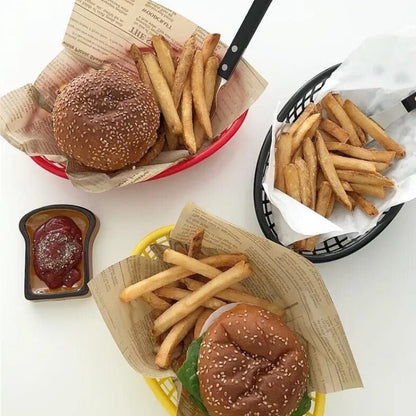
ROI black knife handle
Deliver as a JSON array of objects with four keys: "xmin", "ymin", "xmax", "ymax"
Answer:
[
  {"xmin": 218, "ymin": 0, "xmax": 273, "ymax": 80},
  {"xmin": 401, "ymin": 91, "xmax": 416, "ymax": 113}
]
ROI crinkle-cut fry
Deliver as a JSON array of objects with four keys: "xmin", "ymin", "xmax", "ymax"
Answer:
[
  {"xmin": 182, "ymin": 277, "xmax": 285, "ymax": 317},
  {"xmin": 154, "ymin": 286, "xmax": 226, "ymax": 310},
  {"xmin": 288, "ymin": 103, "xmax": 316, "ymax": 135},
  {"xmin": 303, "ymin": 181, "xmax": 333, "ymax": 251},
  {"xmin": 172, "ymin": 34, "xmax": 196, "ymax": 108},
  {"xmin": 324, "ymin": 141, "xmax": 396, "ymax": 163},
  {"xmin": 322, "ymin": 93, "xmax": 361, "ymax": 146},
  {"xmin": 194, "ymin": 309, "xmax": 213, "ymax": 339},
  {"xmin": 155, "ymin": 307, "xmax": 204, "ymax": 368},
  {"xmin": 181, "ymin": 76, "xmax": 197, "ymax": 154},
  {"xmin": 201, "ymin": 33, "xmax": 221, "ymax": 64},
  {"xmin": 343, "ymin": 99, "xmax": 406, "ymax": 158},
  {"xmin": 316, "ymin": 131, "xmax": 352, "ymax": 209},
  {"xmin": 319, "ymin": 118, "xmax": 349, "ymax": 143},
  {"xmin": 295, "ymin": 157, "xmax": 312, "ymax": 208},
  {"xmin": 191, "ymin": 50, "xmax": 213, "ymax": 138},
  {"xmin": 283, "ymin": 163, "xmax": 301, "ymax": 202},
  {"xmin": 120, "ymin": 253, "xmax": 247, "ymax": 302},
  {"xmin": 303, "ymin": 137, "xmax": 318, "ymax": 210},
  {"xmin": 141, "ymin": 292, "xmax": 171, "ymax": 311},
  {"xmin": 349, "ymin": 192, "xmax": 379, "ymax": 216},
  {"xmin": 152, "ymin": 35, "xmax": 176, "ymax": 89},
  {"xmin": 336, "ymin": 169, "xmax": 395, "ymax": 188},
  {"xmin": 188, "ymin": 228, "xmax": 205, "ymax": 259},
  {"xmin": 350, "ymin": 183, "xmax": 385, "ymax": 199},
  {"xmin": 152, "ymin": 261, "xmax": 252, "ymax": 337},
  {"xmin": 291, "ymin": 113, "xmax": 321, "ymax": 155},
  {"xmin": 142, "ymin": 53, "xmax": 182, "ymax": 135},
  {"xmin": 274, "ymin": 132, "xmax": 293, "ymax": 192},
  {"xmin": 329, "ymin": 153, "xmax": 377, "ymax": 173}
]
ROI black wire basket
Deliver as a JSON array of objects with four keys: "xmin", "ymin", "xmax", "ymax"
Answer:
[{"xmin": 253, "ymin": 64, "xmax": 403, "ymax": 263}]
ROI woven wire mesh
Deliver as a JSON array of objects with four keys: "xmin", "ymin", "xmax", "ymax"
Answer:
[{"xmin": 254, "ymin": 65, "xmax": 403, "ymax": 263}]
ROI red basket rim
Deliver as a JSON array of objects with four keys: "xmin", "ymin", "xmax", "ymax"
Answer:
[{"xmin": 31, "ymin": 110, "xmax": 248, "ymax": 182}]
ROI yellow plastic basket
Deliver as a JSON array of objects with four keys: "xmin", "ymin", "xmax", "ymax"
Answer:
[{"xmin": 131, "ymin": 225, "xmax": 326, "ymax": 416}]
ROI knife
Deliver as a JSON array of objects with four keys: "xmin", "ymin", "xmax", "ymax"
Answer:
[
  {"xmin": 217, "ymin": 0, "xmax": 273, "ymax": 84},
  {"xmin": 371, "ymin": 91, "xmax": 416, "ymax": 129}
]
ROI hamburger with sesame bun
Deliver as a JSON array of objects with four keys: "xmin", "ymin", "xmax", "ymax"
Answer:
[
  {"xmin": 177, "ymin": 304, "xmax": 311, "ymax": 416},
  {"xmin": 52, "ymin": 66, "xmax": 160, "ymax": 171}
]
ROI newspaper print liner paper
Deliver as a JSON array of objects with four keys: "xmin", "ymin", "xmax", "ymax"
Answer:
[
  {"xmin": 88, "ymin": 202, "xmax": 362, "ymax": 416},
  {"xmin": 0, "ymin": 0, "xmax": 267, "ymax": 193},
  {"xmin": 263, "ymin": 34, "xmax": 416, "ymax": 246}
]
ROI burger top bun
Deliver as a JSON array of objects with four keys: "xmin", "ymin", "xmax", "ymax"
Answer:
[
  {"xmin": 52, "ymin": 66, "xmax": 160, "ymax": 171},
  {"xmin": 198, "ymin": 304, "xmax": 308, "ymax": 416}
]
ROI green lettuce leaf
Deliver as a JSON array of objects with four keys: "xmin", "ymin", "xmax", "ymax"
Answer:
[
  {"xmin": 177, "ymin": 335, "xmax": 311, "ymax": 416},
  {"xmin": 176, "ymin": 335, "xmax": 209, "ymax": 416},
  {"xmin": 290, "ymin": 391, "xmax": 312, "ymax": 416}
]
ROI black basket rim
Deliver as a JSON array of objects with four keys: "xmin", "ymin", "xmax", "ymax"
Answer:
[{"xmin": 253, "ymin": 65, "xmax": 404, "ymax": 263}]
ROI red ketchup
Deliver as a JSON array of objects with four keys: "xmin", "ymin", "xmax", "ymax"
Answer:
[{"xmin": 33, "ymin": 216, "xmax": 83, "ymax": 289}]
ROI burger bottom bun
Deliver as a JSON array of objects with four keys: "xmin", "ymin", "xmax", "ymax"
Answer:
[{"xmin": 198, "ymin": 304, "xmax": 308, "ymax": 416}]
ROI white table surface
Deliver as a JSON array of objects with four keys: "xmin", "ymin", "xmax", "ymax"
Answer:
[{"xmin": 1, "ymin": 1, "xmax": 416, "ymax": 415}]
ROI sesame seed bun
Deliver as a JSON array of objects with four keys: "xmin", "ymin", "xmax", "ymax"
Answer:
[
  {"xmin": 52, "ymin": 67, "xmax": 160, "ymax": 171},
  {"xmin": 198, "ymin": 304, "xmax": 308, "ymax": 416}
]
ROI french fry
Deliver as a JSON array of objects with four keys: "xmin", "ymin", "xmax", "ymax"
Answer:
[
  {"xmin": 136, "ymin": 129, "xmax": 165, "ymax": 166},
  {"xmin": 295, "ymin": 157, "xmax": 312, "ymax": 208},
  {"xmin": 343, "ymin": 100, "xmax": 406, "ymax": 157},
  {"xmin": 303, "ymin": 137, "xmax": 318, "ymax": 209},
  {"xmin": 336, "ymin": 169, "xmax": 395, "ymax": 188},
  {"xmin": 274, "ymin": 132, "xmax": 293, "ymax": 192},
  {"xmin": 353, "ymin": 121, "xmax": 367, "ymax": 146},
  {"xmin": 326, "ymin": 191, "xmax": 336, "ymax": 217},
  {"xmin": 341, "ymin": 181, "xmax": 354, "ymax": 192},
  {"xmin": 172, "ymin": 35, "xmax": 196, "ymax": 108},
  {"xmin": 142, "ymin": 53, "xmax": 183, "ymax": 135},
  {"xmin": 194, "ymin": 309, "xmax": 213, "ymax": 339},
  {"xmin": 292, "ymin": 113, "xmax": 321, "ymax": 154},
  {"xmin": 283, "ymin": 163, "xmax": 301, "ymax": 202},
  {"xmin": 316, "ymin": 168, "xmax": 325, "ymax": 190},
  {"xmin": 333, "ymin": 93, "xmax": 344, "ymax": 106},
  {"xmin": 183, "ymin": 277, "xmax": 285, "ymax": 317},
  {"xmin": 201, "ymin": 33, "xmax": 221, "ymax": 64},
  {"xmin": 181, "ymin": 77, "xmax": 197, "ymax": 154},
  {"xmin": 288, "ymin": 103, "xmax": 316, "ymax": 135},
  {"xmin": 154, "ymin": 286, "xmax": 225, "ymax": 310},
  {"xmin": 141, "ymin": 292, "xmax": 171, "ymax": 311},
  {"xmin": 129, "ymin": 44, "xmax": 158, "ymax": 103},
  {"xmin": 319, "ymin": 129, "xmax": 339, "ymax": 143},
  {"xmin": 305, "ymin": 114, "xmax": 321, "ymax": 140},
  {"xmin": 315, "ymin": 132, "xmax": 352, "ymax": 209},
  {"xmin": 120, "ymin": 253, "xmax": 247, "ymax": 302},
  {"xmin": 315, "ymin": 102, "xmax": 323, "ymax": 116},
  {"xmin": 324, "ymin": 142, "xmax": 396, "ymax": 163},
  {"xmin": 152, "ymin": 261, "xmax": 252, "ymax": 337},
  {"xmin": 152, "ymin": 35, "xmax": 176, "ymax": 89},
  {"xmin": 303, "ymin": 182, "xmax": 333, "ymax": 251},
  {"xmin": 350, "ymin": 183, "xmax": 386, "ymax": 199},
  {"xmin": 293, "ymin": 239, "xmax": 306, "ymax": 252},
  {"xmin": 191, "ymin": 50, "xmax": 213, "ymax": 138},
  {"xmin": 349, "ymin": 192, "xmax": 379, "ymax": 216},
  {"xmin": 155, "ymin": 307, "xmax": 204, "ymax": 368},
  {"xmin": 373, "ymin": 161, "xmax": 390, "ymax": 172},
  {"xmin": 188, "ymin": 228, "xmax": 205, "ymax": 259},
  {"xmin": 319, "ymin": 119, "xmax": 350, "ymax": 143},
  {"xmin": 322, "ymin": 93, "xmax": 361, "ymax": 146},
  {"xmin": 204, "ymin": 55, "xmax": 219, "ymax": 114},
  {"xmin": 291, "ymin": 145, "xmax": 303, "ymax": 162},
  {"xmin": 329, "ymin": 154, "xmax": 377, "ymax": 173},
  {"xmin": 163, "ymin": 120, "xmax": 179, "ymax": 150}
]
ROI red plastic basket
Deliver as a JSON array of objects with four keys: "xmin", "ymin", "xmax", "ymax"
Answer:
[{"xmin": 31, "ymin": 110, "xmax": 248, "ymax": 181}]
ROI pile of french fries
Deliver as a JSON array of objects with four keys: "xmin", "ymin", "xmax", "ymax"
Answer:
[
  {"xmin": 129, "ymin": 33, "xmax": 221, "ymax": 159},
  {"xmin": 274, "ymin": 92, "xmax": 406, "ymax": 252},
  {"xmin": 120, "ymin": 229, "xmax": 284, "ymax": 370}
]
